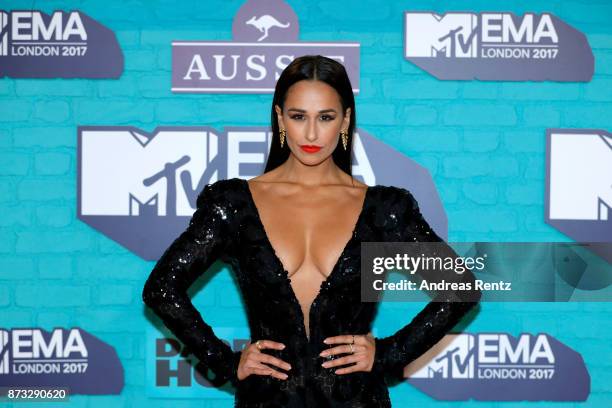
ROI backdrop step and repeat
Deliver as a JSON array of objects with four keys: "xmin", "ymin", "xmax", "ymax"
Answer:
[{"xmin": 1, "ymin": 0, "xmax": 611, "ymax": 407}]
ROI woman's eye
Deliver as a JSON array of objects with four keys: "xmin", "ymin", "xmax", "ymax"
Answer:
[{"xmin": 289, "ymin": 114, "xmax": 335, "ymax": 121}]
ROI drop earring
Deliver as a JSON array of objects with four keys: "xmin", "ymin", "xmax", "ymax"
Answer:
[
  {"xmin": 279, "ymin": 128, "xmax": 286, "ymax": 148},
  {"xmin": 340, "ymin": 130, "xmax": 348, "ymax": 151}
]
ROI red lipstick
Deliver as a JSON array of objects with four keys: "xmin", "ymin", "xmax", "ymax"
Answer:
[{"xmin": 300, "ymin": 145, "xmax": 322, "ymax": 153}]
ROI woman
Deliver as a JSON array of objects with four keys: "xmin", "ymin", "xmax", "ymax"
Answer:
[{"xmin": 142, "ymin": 55, "xmax": 481, "ymax": 407}]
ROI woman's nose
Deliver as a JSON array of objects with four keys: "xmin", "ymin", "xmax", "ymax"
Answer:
[{"xmin": 305, "ymin": 120, "xmax": 318, "ymax": 142}]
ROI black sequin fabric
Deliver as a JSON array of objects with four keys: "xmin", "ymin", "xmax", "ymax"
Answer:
[{"xmin": 142, "ymin": 177, "xmax": 481, "ymax": 407}]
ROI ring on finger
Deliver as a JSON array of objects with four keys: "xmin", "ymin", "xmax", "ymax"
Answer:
[{"xmin": 256, "ymin": 340, "xmax": 262, "ymax": 350}]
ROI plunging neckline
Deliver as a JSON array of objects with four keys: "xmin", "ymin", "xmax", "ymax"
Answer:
[{"xmin": 240, "ymin": 178, "xmax": 371, "ymax": 341}]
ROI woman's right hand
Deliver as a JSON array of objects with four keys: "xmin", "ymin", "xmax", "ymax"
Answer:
[{"xmin": 237, "ymin": 339, "xmax": 292, "ymax": 381}]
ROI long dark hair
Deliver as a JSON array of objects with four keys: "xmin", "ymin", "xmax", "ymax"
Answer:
[{"xmin": 264, "ymin": 55, "xmax": 356, "ymax": 176}]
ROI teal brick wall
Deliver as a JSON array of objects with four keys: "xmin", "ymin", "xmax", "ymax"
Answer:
[{"xmin": 1, "ymin": 0, "xmax": 611, "ymax": 407}]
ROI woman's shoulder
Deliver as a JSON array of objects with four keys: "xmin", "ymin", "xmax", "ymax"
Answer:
[
  {"xmin": 196, "ymin": 177, "xmax": 245, "ymax": 208},
  {"xmin": 370, "ymin": 183, "xmax": 417, "ymax": 208},
  {"xmin": 205, "ymin": 177, "xmax": 243, "ymax": 190}
]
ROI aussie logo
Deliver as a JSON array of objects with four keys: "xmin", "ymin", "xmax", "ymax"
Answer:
[
  {"xmin": 77, "ymin": 125, "xmax": 448, "ymax": 261},
  {"xmin": 406, "ymin": 333, "xmax": 590, "ymax": 401},
  {"xmin": 0, "ymin": 328, "xmax": 123, "ymax": 395},
  {"xmin": 0, "ymin": 10, "xmax": 123, "ymax": 78},
  {"xmin": 171, "ymin": 0, "xmax": 360, "ymax": 93},
  {"xmin": 545, "ymin": 129, "xmax": 612, "ymax": 263},
  {"xmin": 403, "ymin": 11, "xmax": 593, "ymax": 81}
]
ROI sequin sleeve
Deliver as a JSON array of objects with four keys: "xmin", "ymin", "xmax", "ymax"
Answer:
[
  {"xmin": 372, "ymin": 188, "xmax": 482, "ymax": 384},
  {"xmin": 141, "ymin": 181, "xmax": 242, "ymax": 387}
]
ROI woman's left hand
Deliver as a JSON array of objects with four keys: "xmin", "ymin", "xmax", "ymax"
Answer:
[{"xmin": 319, "ymin": 332, "xmax": 375, "ymax": 374}]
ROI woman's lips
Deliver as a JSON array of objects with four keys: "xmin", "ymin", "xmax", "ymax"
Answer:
[{"xmin": 300, "ymin": 145, "xmax": 322, "ymax": 153}]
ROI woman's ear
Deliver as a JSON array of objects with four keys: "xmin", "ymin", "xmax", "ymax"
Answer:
[
  {"xmin": 342, "ymin": 107, "xmax": 351, "ymax": 130},
  {"xmin": 275, "ymin": 104, "xmax": 285, "ymax": 129}
]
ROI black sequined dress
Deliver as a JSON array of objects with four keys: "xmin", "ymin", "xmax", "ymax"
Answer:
[{"xmin": 142, "ymin": 177, "xmax": 481, "ymax": 407}]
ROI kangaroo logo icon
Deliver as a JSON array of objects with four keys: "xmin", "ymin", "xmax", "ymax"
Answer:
[{"xmin": 245, "ymin": 15, "xmax": 290, "ymax": 41}]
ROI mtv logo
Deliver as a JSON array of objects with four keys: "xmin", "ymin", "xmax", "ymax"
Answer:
[
  {"xmin": 409, "ymin": 334, "xmax": 475, "ymax": 379},
  {"xmin": 77, "ymin": 125, "xmax": 451, "ymax": 263},
  {"xmin": 78, "ymin": 126, "xmax": 225, "ymax": 260},
  {"xmin": 0, "ymin": 12, "xmax": 8, "ymax": 56},
  {"xmin": 405, "ymin": 12, "xmax": 478, "ymax": 58},
  {"xmin": 546, "ymin": 129, "xmax": 612, "ymax": 245},
  {"xmin": 0, "ymin": 330, "xmax": 9, "ymax": 374}
]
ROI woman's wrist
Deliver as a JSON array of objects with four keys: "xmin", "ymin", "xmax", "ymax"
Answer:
[
  {"xmin": 371, "ymin": 335, "xmax": 406, "ymax": 384},
  {"xmin": 371, "ymin": 336, "xmax": 387, "ymax": 375},
  {"xmin": 228, "ymin": 349, "xmax": 243, "ymax": 387}
]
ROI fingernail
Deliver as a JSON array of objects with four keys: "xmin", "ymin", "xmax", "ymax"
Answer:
[
  {"xmin": 282, "ymin": 374, "xmax": 288, "ymax": 379},
  {"xmin": 319, "ymin": 351, "xmax": 326, "ymax": 357},
  {"xmin": 321, "ymin": 362, "xmax": 328, "ymax": 367},
  {"xmin": 323, "ymin": 339, "xmax": 328, "ymax": 344},
  {"xmin": 281, "ymin": 344, "xmax": 286, "ymax": 349}
]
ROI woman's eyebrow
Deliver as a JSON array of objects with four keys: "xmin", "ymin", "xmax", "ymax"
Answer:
[{"xmin": 287, "ymin": 108, "xmax": 337, "ymax": 113}]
